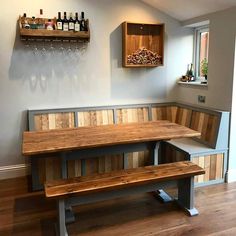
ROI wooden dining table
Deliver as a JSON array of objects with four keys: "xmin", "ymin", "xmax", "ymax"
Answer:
[{"xmin": 22, "ymin": 120, "xmax": 200, "ymax": 192}]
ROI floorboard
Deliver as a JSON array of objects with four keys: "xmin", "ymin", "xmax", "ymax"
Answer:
[{"xmin": 0, "ymin": 176, "xmax": 236, "ymax": 236}]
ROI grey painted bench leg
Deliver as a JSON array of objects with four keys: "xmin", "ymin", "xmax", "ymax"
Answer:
[
  {"xmin": 177, "ymin": 177, "xmax": 199, "ymax": 216},
  {"xmin": 58, "ymin": 199, "xmax": 68, "ymax": 236}
]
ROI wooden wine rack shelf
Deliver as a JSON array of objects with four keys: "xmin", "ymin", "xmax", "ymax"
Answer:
[{"xmin": 19, "ymin": 16, "xmax": 90, "ymax": 42}]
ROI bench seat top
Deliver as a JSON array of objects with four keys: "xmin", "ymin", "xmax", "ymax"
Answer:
[
  {"xmin": 166, "ymin": 138, "xmax": 227, "ymax": 156},
  {"xmin": 45, "ymin": 161, "xmax": 205, "ymax": 198}
]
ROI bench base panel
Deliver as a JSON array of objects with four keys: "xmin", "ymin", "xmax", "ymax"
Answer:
[{"xmin": 161, "ymin": 141, "xmax": 226, "ymax": 186}]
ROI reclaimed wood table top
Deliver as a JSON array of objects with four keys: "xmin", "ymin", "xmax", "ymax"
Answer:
[{"xmin": 22, "ymin": 121, "xmax": 200, "ymax": 156}]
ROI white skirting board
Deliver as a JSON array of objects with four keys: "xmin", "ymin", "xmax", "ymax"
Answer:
[
  {"xmin": 0, "ymin": 164, "xmax": 30, "ymax": 180},
  {"xmin": 226, "ymin": 169, "xmax": 236, "ymax": 183}
]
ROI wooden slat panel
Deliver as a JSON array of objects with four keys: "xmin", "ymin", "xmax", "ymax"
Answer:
[
  {"xmin": 34, "ymin": 114, "xmax": 49, "ymax": 131},
  {"xmin": 116, "ymin": 107, "xmax": 150, "ymax": 169},
  {"xmin": 45, "ymin": 161, "xmax": 205, "ymax": 198},
  {"xmin": 67, "ymin": 160, "xmax": 81, "ymax": 178},
  {"xmin": 85, "ymin": 158, "xmax": 99, "ymax": 175},
  {"xmin": 204, "ymin": 155, "xmax": 211, "ymax": 182},
  {"xmin": 161, "ymin": 142, "xmax": 224, "ymax": 184},
  {"xmin": 190, "ymin": 111, "xmax": 219, "ymax": 147},
  {"xmin": 151, "ymin": 106, "xmax": 177, "ymax": 122},
  {"xmin": 175, "ymin": 107, "xmax": 192, "ymax": 127},
  {"xmin": 34, "ymin": 112, "xmax": 75, "ymax": 131},
  {"xmin": 160, "ymin": 142, "xmax": 187, "ymax": 164},
  {"xmin": 33, "ymin": 112, "xmax": 75, "ymax": 184},
  {"xmin": 116, "ymin": 107, "xmax": 149, "ymax": 124},
  {"xmin": 193, "ymin": 153, "xmax": 224, "ymax": 183},
  {"xmin": 77, "ymin": 110, "xmax": 114, "ymax": 127},
  {"xmin": 216, "ymin": 153, "xmax": 224, "ymax": 179},
  {"xmin": 197, "ymin": 156, "xmax": 205, "ymax": 183},
  {"xmin": 76, "ymin": 110, "xmax": 116, "ymax": 176}
]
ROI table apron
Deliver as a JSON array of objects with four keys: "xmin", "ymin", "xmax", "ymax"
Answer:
[{"xmin": 65, "ymin": 141, "xmax": 158, "ymax": 161}]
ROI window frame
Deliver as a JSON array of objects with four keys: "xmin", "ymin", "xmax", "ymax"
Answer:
[{"xmin": 194, "ymin": 26, "xmax": 209, "ymax": 80}]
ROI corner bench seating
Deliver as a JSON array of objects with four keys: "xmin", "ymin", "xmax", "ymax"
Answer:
[
  {"xmin": 45, "ymin": 161, "xmax": 205, "ymax": 236},
  {"xmin": 27, "ymin": 102, "xmax": 229, "ymax": 190}
]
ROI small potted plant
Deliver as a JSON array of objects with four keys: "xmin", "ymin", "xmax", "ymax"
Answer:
[{"xmin": 201, "ymin": 58, "xmax": 208, "ymax": 80}]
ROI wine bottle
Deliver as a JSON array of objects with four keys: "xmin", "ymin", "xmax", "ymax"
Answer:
[
  {"xmin": 63, "ymin": 12, "xmax": 69, "ymax": 31},
  {"xmin": 74, "ymin": 12, "xmax": 80, "ymax": 32},
  {"xmin": 57, "ymin": 12, "xmax": 63, "ymax": 30},
  {"xmin": 189, "ymin": 63, "xmax": 194, "ymax": 78},
  {"xmin": 80, "ymin": 12, "xmax": 87, "ymax": 31},
  {"xmin": 69, "ymin": 13, "xmax": 75, "ymax": 31},
  {"xmin": 22, "ymin": 13, "xmax": 30, "ymax": 29},
  {"xmin": 30, "ymin": 16, "xmax": 37, "ymax": 29},
  {"xmin": 46, "ymin": 19, "xmax": 54, "ymax": 30},
  {"xmin": 37, "ymin": 9, "xmax": 45, "ymax": 29}
]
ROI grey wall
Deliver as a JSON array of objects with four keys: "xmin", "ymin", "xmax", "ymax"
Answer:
[
  {"xmin": 0, "ymin": 0, "xmax": 193, "ymax": 167},
  {"xmin": 178, "ymin": 7, "xmax": 236, "ymax": 111},
  {"xmin": 180, "ymin": 7, "xmax": 236, "ymax": 180}
]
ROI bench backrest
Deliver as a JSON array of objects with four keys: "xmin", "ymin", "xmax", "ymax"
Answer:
[
  {"xmin": 29, "ymin": 102, "xmax": 229, "ymax": 148},
  {"xmin": 151, "ymin": 104, "xmax": 229, "ymax": 149},
  {"xmin": 178, "ymin": 104, "xmax": 229, "ymax": 149}
]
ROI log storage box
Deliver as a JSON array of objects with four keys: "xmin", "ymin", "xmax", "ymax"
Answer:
[{"xmin": 122, "ymin": 22, "xmax": 164, "ymax": 68}]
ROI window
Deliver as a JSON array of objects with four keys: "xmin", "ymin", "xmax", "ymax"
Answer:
[{"xmin": 194, "ymin": 26, "xmax": 209, "ymax": 79}]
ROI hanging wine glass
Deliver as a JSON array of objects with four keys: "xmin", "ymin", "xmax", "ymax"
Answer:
[{"xmin": 41, "ymin": 40, "xmax": 47, "ymax": 57}]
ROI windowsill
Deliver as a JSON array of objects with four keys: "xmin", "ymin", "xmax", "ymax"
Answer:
[{"xmin": 178, "ymin": 78, "xmax": 208, "ymax": 87}]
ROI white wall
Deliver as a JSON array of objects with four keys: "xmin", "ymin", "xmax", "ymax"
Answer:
[
  {"xmin": 0, "ymin": 0, "xmax": 193, "ymax": 169},
  {"xmin": 178, "ymin": 7, "xmax": 236, "ymax": 111},
  {"xmin": 228, "ymin": 38, "xmax": 236, "ymax": 182}
]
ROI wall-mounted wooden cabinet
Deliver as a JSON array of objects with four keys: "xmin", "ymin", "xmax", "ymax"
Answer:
[
  {"xmin": 122, "ymin": 22, "xmax": 164, "ymax": 68},
  {"xmin": 19, "ymin": 16, "xmax": 90, "ymax": 42}
]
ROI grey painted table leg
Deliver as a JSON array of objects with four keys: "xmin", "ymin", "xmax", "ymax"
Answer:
[
  {"xmin": 176, "ymin": 177, "xmax": 199, "ymax": 216},
  {"xmin": 60, "ymin": 153, "xmax": 68, "ymax": 179},
  {"xmin": 154, "ymin": 142, "xmax": 173, "ymax": 203},
  {"xmin": 31, "ymin": 158, "xmax": 43, "ymax": 191},
  {"xmin": 81, "ymin": 159, "xmax": 86, "ymax": 176},
  {"xmin": 60, "ymin": 153, "xmax": 75, "ymax": 223},
  {"xmin": 58, "ymin": 199, "xmax": 68, "ymax": 236},
  {"xmin": 123, "ymin": 153, "xmax": 129, "ymax": 169},
  {"xmin": 153, "ymin": 142, "xmax": 160, "ymax": 165}
]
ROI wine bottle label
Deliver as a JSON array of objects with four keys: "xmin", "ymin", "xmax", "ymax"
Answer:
[
  {"xmin": 69, "ymin": 22, "xmax": 74, "ymax": 30},
  {"xmin": 46, "ymin": 25, "xmax": 54, "ymax": 30},
  {"xmin": 63, "ymin": 23, "xmax": 69, "ymax": 31},
  {"xmin": 57, "ymin": 22, "xmax": 63, "ymax": 30},
  {"xmin": 75, "ymin": 23, "xmax": 80, "ymax": 32}
]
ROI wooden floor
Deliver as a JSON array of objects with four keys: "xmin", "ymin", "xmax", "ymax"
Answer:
[{"xmin": 1, "ymin": 177, "xmax": 236, "ymax": 236}]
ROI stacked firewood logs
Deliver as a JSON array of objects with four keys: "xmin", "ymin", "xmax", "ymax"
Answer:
[{"xmin": 127, "ymin": 47, "xmax": 162, "ymax": 65}]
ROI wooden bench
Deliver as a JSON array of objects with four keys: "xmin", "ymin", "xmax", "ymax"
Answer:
[
  {"xmin": 27, "ymin": 102, "xmax": 229, "ymax": 190},
  {"xmin": 156, "ymin": 104, "xmax": 229, "ymax": 186},
  {"xmin": 45, "ymin": 161, "xmax": 205, "ymax": 236}
]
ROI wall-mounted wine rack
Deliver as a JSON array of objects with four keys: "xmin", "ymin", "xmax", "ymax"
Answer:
[{"xmin": 19, "ymin": 16, "xmax": 90, "ymax": 42}]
